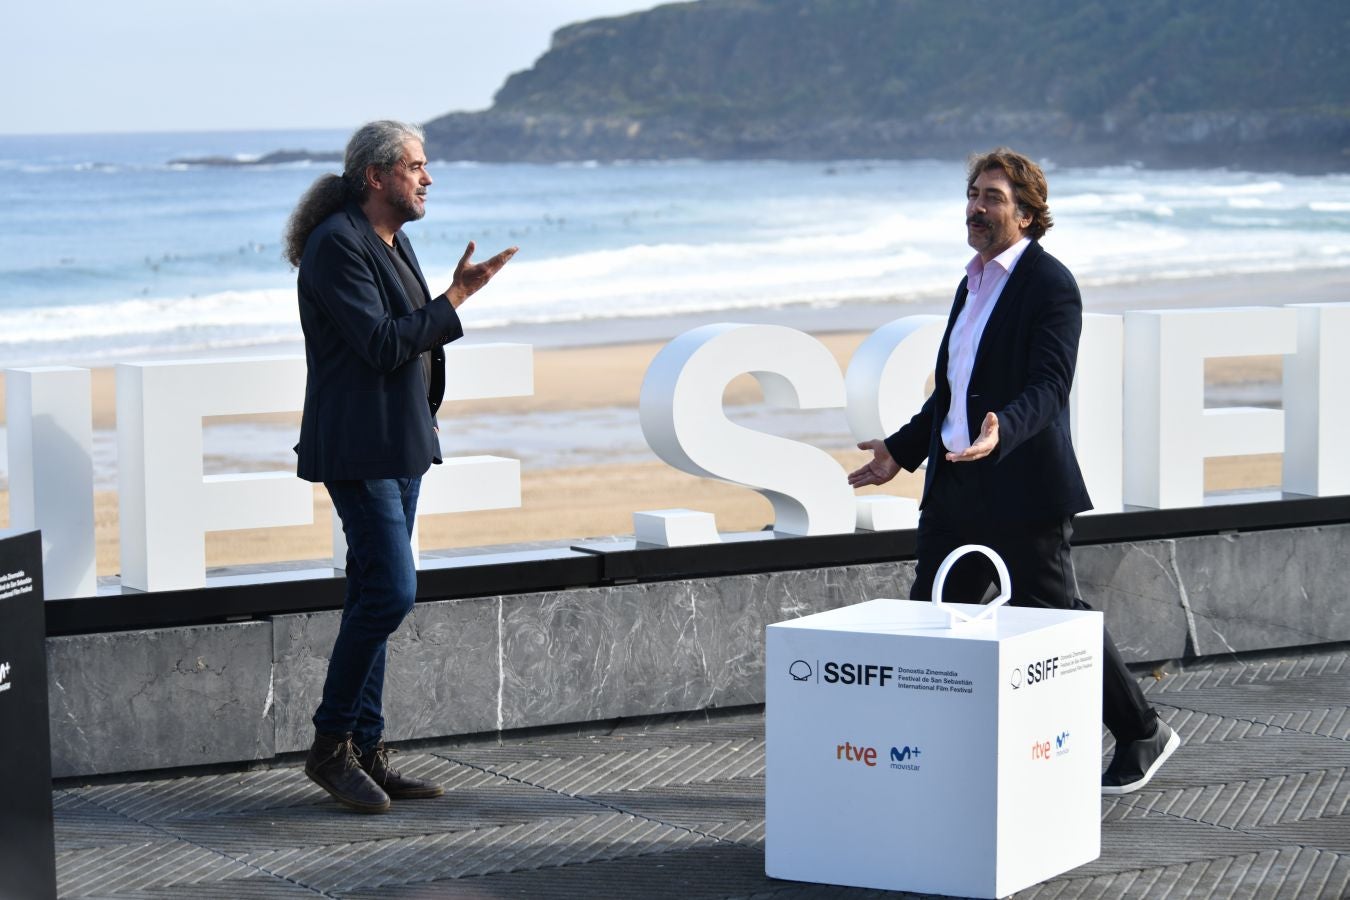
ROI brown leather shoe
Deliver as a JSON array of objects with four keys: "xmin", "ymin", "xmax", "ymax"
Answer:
[
  {"xmin": 305, "ymin": 732, "xmax": 391, "ymax": 813},
  {"xmin": 359, "ymin": 740, "xmax": 445, "ymax": 800}
]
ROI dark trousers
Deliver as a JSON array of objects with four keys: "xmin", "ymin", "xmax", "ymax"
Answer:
[
  {"xmin": 911, "ymin": 460, "xmax": 1156, "ymax": 743},
  {"xmin": 313, "ymin": 476, "xmax": 421, "ymax": 752}
]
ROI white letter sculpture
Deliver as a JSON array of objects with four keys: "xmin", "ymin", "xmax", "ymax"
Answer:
[
  {"xmin": 118, "ymin": 357, "xmax": 312, "ymax": 591},
  {"xmin": 637, "ymin": 323, "xmax": 854, "ymax": 545},
  {"xmin": 1283, "ymin": 303, "xmax": 1350, "ymax": 497},
  {"xmin": 843, "ymin": 315, "xmax": 946, "ymax": 531},
  {"xmin": 1123, "ymin": 307, "xmax": 1297, "ymax": 509},
  {"xmin": 5, "ymin": 367, "xmax": 97, "ymax": 598},
  {"xmin": 1070, "ymin": 314, "xmax": 1124, "ymax": 515}
]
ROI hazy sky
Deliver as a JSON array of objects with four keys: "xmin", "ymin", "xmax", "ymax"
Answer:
[{"xmin": 2, "ymin": 0, "xmax": 670, "ymax": 135}]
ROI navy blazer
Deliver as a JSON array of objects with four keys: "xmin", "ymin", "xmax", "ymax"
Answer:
[
  {"xmin": 294, "ymin": 202, "xmax": 463, "ymax": 482},
  {"xmin": 883, "ymin": 240, "xmax": 1092, "ymax": 523}
]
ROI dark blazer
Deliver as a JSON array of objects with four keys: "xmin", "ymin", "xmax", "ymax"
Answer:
[
  {"xmin": 294, "ymin": 201, "xmax": 463, "ymax": 483},
  {"xmin": 883, "ymin": 240, "xmax": 1091, "ymax": 523}
]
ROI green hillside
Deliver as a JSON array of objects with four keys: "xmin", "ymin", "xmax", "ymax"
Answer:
[{"xmin": 424, "ymin": 0, "xmax": 1350, "ymax": 169}]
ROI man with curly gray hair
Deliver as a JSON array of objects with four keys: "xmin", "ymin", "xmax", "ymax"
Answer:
[{"xmin": 287, "ymin": 120, "xmax": 516, "ymax": 813}]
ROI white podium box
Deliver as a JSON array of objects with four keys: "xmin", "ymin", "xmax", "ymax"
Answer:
[{"xmin": 765, "ymin": 546, "xmax": 1103, "ymax": 899}]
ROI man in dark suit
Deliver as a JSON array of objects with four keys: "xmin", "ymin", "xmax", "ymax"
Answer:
[
  {"xmin": 284, "ymin": 120, "xmax": 516, "ymax": 813},
  {"xmin": 848, "ymin": 148, "xmax": 1179, "ymax": 795}
]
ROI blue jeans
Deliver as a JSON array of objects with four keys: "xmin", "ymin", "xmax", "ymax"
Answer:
[{"xmin": 313, "ymin": 477, "xmax": 421, "ymax": 752}]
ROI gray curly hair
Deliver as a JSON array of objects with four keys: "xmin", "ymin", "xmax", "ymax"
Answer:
[{"xmin": 284, "ymin": 120, "xmax": 425, "ymax": 267}]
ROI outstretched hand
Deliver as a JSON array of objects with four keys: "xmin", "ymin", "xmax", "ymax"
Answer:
[
  {"xmin": 945, "ymin": 412, "xmax": 999, "ymax": 462},
  {"xmin": 847, "ymin": 439, "xmax": 901, "ymax": 488},
  {"xmin": 445, "ymin": 241, "xmax": 518, "ymax": 308}
]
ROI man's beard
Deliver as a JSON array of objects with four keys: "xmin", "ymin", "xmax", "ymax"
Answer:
[
  {"xmin": 391, "ymin": 192, "xmax": 426, "ymax": 223},
  {"xmin": 966, "ymin": 215, "xmax": 1006, "ymax": 254}
]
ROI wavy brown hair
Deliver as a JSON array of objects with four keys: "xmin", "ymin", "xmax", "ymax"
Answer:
[
  {"xmin": 967, "ymin": 148, "xmax": 1054, "ymax": 240},
  {"xmin": 283, "ymin": 120, "xmax": 425, "ymax": 266}
]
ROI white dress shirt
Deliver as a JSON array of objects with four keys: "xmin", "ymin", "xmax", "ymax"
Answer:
[{"xmin": 940, "ymin": 237, "xmax": 1031, "ymax": 453}]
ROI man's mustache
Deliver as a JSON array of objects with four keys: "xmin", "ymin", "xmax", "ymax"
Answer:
[{"xmin": 967, "ymin": 215, "xmax": 990, "ymax": 227}]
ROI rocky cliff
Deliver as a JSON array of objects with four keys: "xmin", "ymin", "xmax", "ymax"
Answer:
[{"xmin": 423, "ymin": 0, "xmax": 1350, "ymax": 170}]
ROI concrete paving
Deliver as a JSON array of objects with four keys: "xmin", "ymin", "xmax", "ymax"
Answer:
[{"xmin": 50, "ymin": 642, "xmax": 1350, "ymax": 899}]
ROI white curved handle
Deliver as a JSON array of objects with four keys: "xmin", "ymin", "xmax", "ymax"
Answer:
[{"xmin": 931, "ymin": 544, "xmax": 1012, "ymax": 626}]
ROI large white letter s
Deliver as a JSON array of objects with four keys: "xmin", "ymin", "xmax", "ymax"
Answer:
[{"xmin": 639, "ymin": 323, "xmax": 854, "ymax": 538}]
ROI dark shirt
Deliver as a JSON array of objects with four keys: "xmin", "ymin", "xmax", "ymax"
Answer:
[{"xmin": 383, "ymin": 237, "xmax": 433, "ymax": 394}]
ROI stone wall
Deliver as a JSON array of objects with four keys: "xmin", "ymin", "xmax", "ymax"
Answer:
[{"xmin": 46, "ymin": 524, "xmax": 1349, "ymax": 778}]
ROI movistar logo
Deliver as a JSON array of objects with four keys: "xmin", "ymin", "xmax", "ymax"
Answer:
[
  {"xmin": 1035, "ymin": 730, "xmax": 1072, "ymax": 760},
  {"xmin": 889, "ymin": 745, "xmax": 922, "ymax": 771},
  {"xmin": 0, "ymin": 661, "xmax": 11, "ymax": 693}
]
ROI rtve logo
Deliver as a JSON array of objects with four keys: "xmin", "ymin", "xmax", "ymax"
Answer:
[
  {"xmin": 835, "ymin": 741, "xmax": 878, "ymax": 767},
  {"xmin": 835, "ymin": 742, "xmax": 925, "ymax": 770},
  {"xmin": 1032, "ymin": 731, "xmax": 1071, "ymax": 760}
]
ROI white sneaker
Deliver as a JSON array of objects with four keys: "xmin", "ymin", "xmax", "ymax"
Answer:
[{"xmin": 1101, "ymin": 720, "xmax": 1181, "ymax": 795}]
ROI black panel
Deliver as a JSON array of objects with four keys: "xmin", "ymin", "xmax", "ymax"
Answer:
[{"xmin": 0, "ymin": 530, "xmax": 56, "ymax": 900}]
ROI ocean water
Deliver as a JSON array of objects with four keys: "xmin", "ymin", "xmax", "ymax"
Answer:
[
  {"xmin": 0, "ymin": 130, "xmax": 1343, "ymax": 494},
  {"xmin": 3, "ymin": 129, "xmax": 1350, "ymax": 367}
]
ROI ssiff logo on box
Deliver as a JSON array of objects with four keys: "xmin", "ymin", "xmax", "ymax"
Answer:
[
  {"xmin": 1009, "ymin": 656, "xmax": 1058, "ymax": 689},
  {"xmin": 789, "ymin": 659, "xmax": 900, "ymax": 686},
  {"xmin": 788, "ymin": 659, "xmax": 972, "ymax": 692}
]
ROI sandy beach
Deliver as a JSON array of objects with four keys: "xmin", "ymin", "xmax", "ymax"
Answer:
[{"xmin": 0, "ymin": 270, "xmax": 1314, "ymax": 578}]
